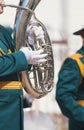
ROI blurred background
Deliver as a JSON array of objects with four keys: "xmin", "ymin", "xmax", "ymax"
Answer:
[{"xmin": 1, "ymin": 0, "xmax": 84, "ymax": 130}]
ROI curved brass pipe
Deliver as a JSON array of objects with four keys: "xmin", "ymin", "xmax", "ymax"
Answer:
[{"xmin": 0, "ymin": 3, "xmax": 34, "ymax": 14}]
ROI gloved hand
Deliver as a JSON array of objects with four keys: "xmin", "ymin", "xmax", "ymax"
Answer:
[
  {"xmin": 27, "ymin": 25, "xmax": 45, "ymax": 45},
  {"xmin": 20, "ymin": 47, "xmax": 47, "ymax": 65},
  {"xmin": 27, "ymin": 16, "xmax": 45, "ymax": 45}
]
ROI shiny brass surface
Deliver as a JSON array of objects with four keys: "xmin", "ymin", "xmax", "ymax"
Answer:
[{"xmin": 13, "ymin": 0, "xmax": 54, "ymax": 98}]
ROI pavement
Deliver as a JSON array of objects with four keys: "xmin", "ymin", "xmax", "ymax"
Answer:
[{"xmin": 24, "ymin": 109, "xmax": 56, "ymax": 130}]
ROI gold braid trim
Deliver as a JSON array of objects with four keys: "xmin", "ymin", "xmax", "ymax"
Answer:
[{"xmin": 69, "ymin": 53, "xmax": 84, "ymax": 77}]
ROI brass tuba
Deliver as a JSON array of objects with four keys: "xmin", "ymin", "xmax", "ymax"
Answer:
[{"xmin": 13, "ymin": 0, "xmax": 54, "ymax": 98}]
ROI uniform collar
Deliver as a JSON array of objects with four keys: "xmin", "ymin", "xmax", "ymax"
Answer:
[{"xmin": 77, "ymin": 46, "xmax": 84, "ymax": 55}]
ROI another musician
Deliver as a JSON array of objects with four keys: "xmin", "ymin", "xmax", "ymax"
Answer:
[{"xmin": 56, "ymin": 27, "xmax": 84, "ymax": 130}]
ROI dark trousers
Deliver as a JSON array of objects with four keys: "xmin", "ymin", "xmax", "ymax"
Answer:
[{"xmin": 0, "ymin": 89, "xmax": 24, "ymax": 130}]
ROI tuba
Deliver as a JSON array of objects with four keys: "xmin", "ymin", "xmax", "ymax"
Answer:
[{"xmin": 13, "ymin": 0, "xmax": 54, "ymax": 98}]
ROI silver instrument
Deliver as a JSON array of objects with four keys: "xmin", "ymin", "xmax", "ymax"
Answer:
[{"xmin": 3, "ymin": 0, "xmax": 54, "ymax": 98}]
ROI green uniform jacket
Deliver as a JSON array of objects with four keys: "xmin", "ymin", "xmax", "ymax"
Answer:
[
  {"xmin": 0, "ymin": 25, "xmax": 32, "ymax": 130},
  {"xmin": 56, "ymin": 46, "xmax": 84, "ymax": 123},
  {"xmin": 0, "ymin": 25, "xmax": 30, "ymax": 80}
]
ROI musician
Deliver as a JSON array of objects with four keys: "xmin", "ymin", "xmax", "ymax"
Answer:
[
  {"xmin": 56, "ymin": 27, "xmax": 84, "ymax": 130},
  {"xmin": 0, "ymin": 0, "xmax": 47, "ymax": 130}
]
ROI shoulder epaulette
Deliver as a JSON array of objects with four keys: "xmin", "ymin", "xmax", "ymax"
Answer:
[{"xmin": 69, "ymin": 53, "xmax": 84, "ymax": 77}]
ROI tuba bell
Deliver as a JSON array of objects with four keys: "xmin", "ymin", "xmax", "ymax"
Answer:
[{"xmin": 13, "ymin": 0, "xmax": 54, "ymax": 98}]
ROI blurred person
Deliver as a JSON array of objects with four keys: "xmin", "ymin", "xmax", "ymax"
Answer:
[
  {"xmin": 56, "ymin": 27, "xmax": 84, "ymax": 130},
  {"xmin": 0, "ymin": 0, "xmax": 47, "ymax": 130}
]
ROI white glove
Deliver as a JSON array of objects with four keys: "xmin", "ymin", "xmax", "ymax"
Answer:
[
  {"xmin": 27, "ymin": 25, "xmax": 45, "ymax": 45},
  {"xmin": 20, "ymin": 47, "xmax": 47, "ymax": 65}
]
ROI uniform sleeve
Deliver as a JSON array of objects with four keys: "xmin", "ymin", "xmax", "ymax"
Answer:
[
  {"xmin": 0, "ymin": 51, "xmax": 30, "ymax": 77},
  {"xmin": 56, "ymin": 58, "xmax": 84, "ymax": 122}
]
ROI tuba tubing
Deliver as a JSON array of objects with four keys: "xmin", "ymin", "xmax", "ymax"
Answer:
[{"xmin": 13, "ymin": 0, "xmax": 54, "ymax": 98}]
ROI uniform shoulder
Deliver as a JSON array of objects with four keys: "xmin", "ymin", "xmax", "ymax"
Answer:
[
  {"xmin": 64, "ymin": 53, "xmax": 84, "ymax": 77},
  {"xmin": 0, "ymin": 25, "xmax": 12, "ymax": 35},
  {"xmin": 69, "ymin": 53, "xmax": 83, "ymax": 60}
]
